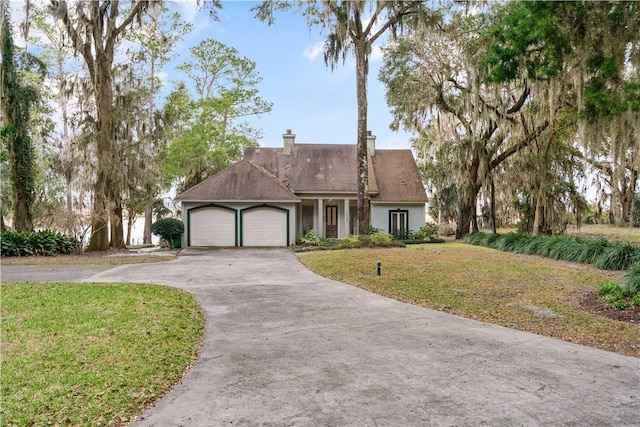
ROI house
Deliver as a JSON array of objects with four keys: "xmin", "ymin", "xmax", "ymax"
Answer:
[{"xmin": 175, "ymin": 130, "xmax": 427, "ymax": 247}]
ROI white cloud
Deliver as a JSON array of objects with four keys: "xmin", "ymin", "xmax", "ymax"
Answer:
[
  {"xmin": 370, "ymin": 43, "xmax": 384, "ymax": 62},
  {"xmin": 303, "ymin": 41, "xmax": 324, "ymax": 62},
  {"xmin": 173, "ymin": 0, "xmax": 200, "ymax": 24}
]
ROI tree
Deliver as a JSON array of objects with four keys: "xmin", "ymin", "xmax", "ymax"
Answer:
[
  {"xmin": 254, "ymin": 0, "xmax": 430, "ymax": 235},
  {"xmin": 380, "ymin": 11, "xmax": 548, "ymax": 239},
  {"xmin": 126, "ymin": 6, "xmax": 192, "ymax": 244},
  {"xmin": 29, "ymin": 3, "xmax": 91, "ymax": 238},
  {"xmin": 48, "ymin": 0, "xmax": 160, "ymax": 250},
  {"xmin": 162, "ymin": 39, "xmax": 271, "ymax": 192},
  {"xmin": 481, "ymin": 0, "xmax": 640, "ymax": 225},
  {"xmin": 1, "ymin": 1, "xmax": 45, "ymax": 232}
]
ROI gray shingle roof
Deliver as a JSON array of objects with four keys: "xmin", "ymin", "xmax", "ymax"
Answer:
[
  {"xmin": 177, "ymin": 143, "xmax": 426, "ymax": 203},
  {"xmin": 175, "ymin": 159, "xmax": 299, "ymax": 202},
  {"xmin": 371, "ymin": 150, "xmax": 428, "ymax": 203},
  {"xmin": 244, "ymin": 144, "xmax": 380, "ymax": 194}
]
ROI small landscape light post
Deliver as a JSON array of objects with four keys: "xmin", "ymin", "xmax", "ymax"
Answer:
[{"xmin": 376, "ymin": 260, "xmax": 381, "ymax": 276}]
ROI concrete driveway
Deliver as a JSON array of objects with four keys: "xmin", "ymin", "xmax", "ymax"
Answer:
[{"xmin": 2, "ymin": 248, "xmax": 639, "ymax": 426}]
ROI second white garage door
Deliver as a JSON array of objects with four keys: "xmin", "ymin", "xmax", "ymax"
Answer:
[
  {"xmin": 242, "ymin": 207, "xmax": 288, "ymax": 247},
  {"xmin": 189, "ymin": 206, "xmax": 236, "ymax": 246}
]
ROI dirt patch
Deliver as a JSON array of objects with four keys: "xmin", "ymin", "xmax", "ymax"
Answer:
[{"xmin": 577, "ymin": 290, "xmax": 640, "ymax": 325}]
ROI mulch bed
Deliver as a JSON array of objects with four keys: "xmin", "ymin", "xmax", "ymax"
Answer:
[{"xmin": 578, "ymin": 290, "xmax": 640, "ymax": 325}]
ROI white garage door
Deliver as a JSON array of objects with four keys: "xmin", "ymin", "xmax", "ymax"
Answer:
[
  {"xmin": 189, "ymin": 207, "xmax": 236, "ymax": 246},
  {"xmin": 242, "ymin": 208, "xmax": 288, "ymax": 247}
]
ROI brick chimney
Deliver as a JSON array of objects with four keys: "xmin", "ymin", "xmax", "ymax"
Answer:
[
  {"xmin": 283, "ymin": 129, "xmax": 295, "ymax": 155},
  {"xmin": 367, "ymin": 130, "xmax": 376, "ymax": 157}
]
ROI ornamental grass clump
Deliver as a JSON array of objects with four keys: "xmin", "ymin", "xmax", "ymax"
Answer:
[
  {"xmin": 464, "ymin": 231, "xmax": 639, "ymax": 271},
  {"xmin": 495, "ymin": 232, "xmax": 529, "ymax": 252},
  {"xmin": 594, "ymin": 244, "xmax": 640, "ymax": 271},
  {"xmin": 622, "ymin": 262, "xmax": 640, "ymax": 293}
]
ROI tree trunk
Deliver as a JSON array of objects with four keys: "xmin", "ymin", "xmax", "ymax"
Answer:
[
  {"xmin": 621, "ymin": 169, "xmax": 638, "ymax": 224},
  {"xmin": 143, "ymin": 205, "xmax": 153, "ymax": 244},
  {"xmin": 532, "ymin": 189, "xmax": 545, "ymax": 236},
  {"xmin": 471, "ymin": 209, "xmax": 479, "ymax": 233},
  {"xmin": 456, "ymin": 199, "xmax": 474, "ymax": 240},
  {"xmin": 65, "ymin": 178, "xmax": 74, "ymax": 235},
  {"xmin": 126, "ymin": 210, "xmax": 135, "ymax": 246},
  {"xmin": 490, "ymin": 178, "xmax": 496, "ymax": 234},
  {"xmin": 110, "ymin": 191, "xmax": 125, "ymax": 248},
  {"xmin": 87, "ymin": 171, "xmax": 110, "ymax": 251},
  {"xmin": 355, "ymin": 40, "xmax": 370, "ymax": 235},
  {"xmin": 12, "ymin": 177, "xmax": 34, "ymax": 232},
  {"xmin": 87, "ymin": 48, "xmax": 115, "ymax": 251}
]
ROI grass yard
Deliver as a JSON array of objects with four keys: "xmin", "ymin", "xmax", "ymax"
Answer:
[
  {"xmin": 298, "ymin": 243, "xmax": 640, "ymax": 358},
  {"xmin": 0, "ymin": 282, "xmax": 204, "ymax": 426},
  {"xmin": 566, "ymin": 224, "xmax": 640, "ymax": 245}
]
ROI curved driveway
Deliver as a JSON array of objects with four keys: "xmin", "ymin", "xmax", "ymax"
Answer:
[{"xmin": 2, "ymin": 248, "xmax": 639, "ymax": 426}]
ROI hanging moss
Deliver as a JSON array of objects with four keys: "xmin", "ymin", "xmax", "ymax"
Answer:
[{"xmin": 1, "ymin": 4, "xmax": 45, "ymax": 232}]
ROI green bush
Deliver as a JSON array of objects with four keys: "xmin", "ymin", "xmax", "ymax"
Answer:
[
  {"xmin": 296, "ymin": 229, "xmax": 332, "ymax": 246},
  {"xmin": 0, "ymin": 230, "xmax": 79, "ymax": 257},
  {"xmin": 370, "ymin": 232, "xmax": 395, "ymax": 247},
  {"xmin": 150, "ymin": 218, "xmax": 184, "ymax": 243},
  {"xmin": 337, "ymin": 235, "xmax": 362, "ymax": 249},
  {"xmin": 406, "ymin": 223, "xmax": 439, "ymax": 241}
]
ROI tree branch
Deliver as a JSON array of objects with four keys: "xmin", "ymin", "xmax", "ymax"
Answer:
[
  {"xmin": 506, "ymin": 83, "xmax": 529, "ymax": 114},
  {"xmin": 490, "ymin": 120, "xmax": 549, "ymax": 171}
]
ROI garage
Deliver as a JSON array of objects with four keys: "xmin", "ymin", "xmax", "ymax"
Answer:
[
  {"xmin": 241, "ymin": 206, "xmax": 289, "ymax": 247},
  {"xmin": 188, "ymin": 205, "xmax": 237, "ymax": 247}
]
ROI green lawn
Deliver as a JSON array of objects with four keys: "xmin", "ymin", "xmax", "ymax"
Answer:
[
  {"xmin": 298, "ymin": 242, "xmax": 639, "ymax": 358},
  {"xmin": 0, "ymin": 282, "xmax": 204, "ymax": 426}
]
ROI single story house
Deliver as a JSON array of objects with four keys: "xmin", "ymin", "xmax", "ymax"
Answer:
[{"xmin": 175, "ymin": 130, "xmax": 427, "ymax": 247}]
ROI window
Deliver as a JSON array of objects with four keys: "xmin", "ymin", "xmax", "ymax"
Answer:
[{"xmin": 389, "ymin": 210, "xmax": 408, "ymax": 239}]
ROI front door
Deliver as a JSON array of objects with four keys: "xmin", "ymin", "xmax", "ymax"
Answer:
[
  {"xmin": 390, "ymin": 210, "xmax": 408, "ymax": 239},
  {"xmin": 326, "ymin": 206, "xmax": 338, "ymax": 238}
]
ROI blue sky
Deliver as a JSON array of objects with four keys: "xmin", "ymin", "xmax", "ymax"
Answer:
[{"xmin": 169, "ymin": 1, "xmax": 416, "ymax": 150}]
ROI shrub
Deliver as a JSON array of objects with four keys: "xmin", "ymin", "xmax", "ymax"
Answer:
[
  {"xmin": 338, "ymin": 236, "xmax": 362, "ymax": 249},
  {"xmin": 370, "ymin": 232, "xmax": 394, "ymax": 247},
  {"xmin": 0, "ymin": 230, "xmax": 79, "ymax": 257},
  {"xmin": 407, "ymin": 223, "xmax": 439, "ymax": 241},
  {"xmin": 150, "ymin": 218, "xmax": 184, "ymax": 243},
  {"xmin": 296, "ymin": 229, "xmax": 332, "ymax": 246}
]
